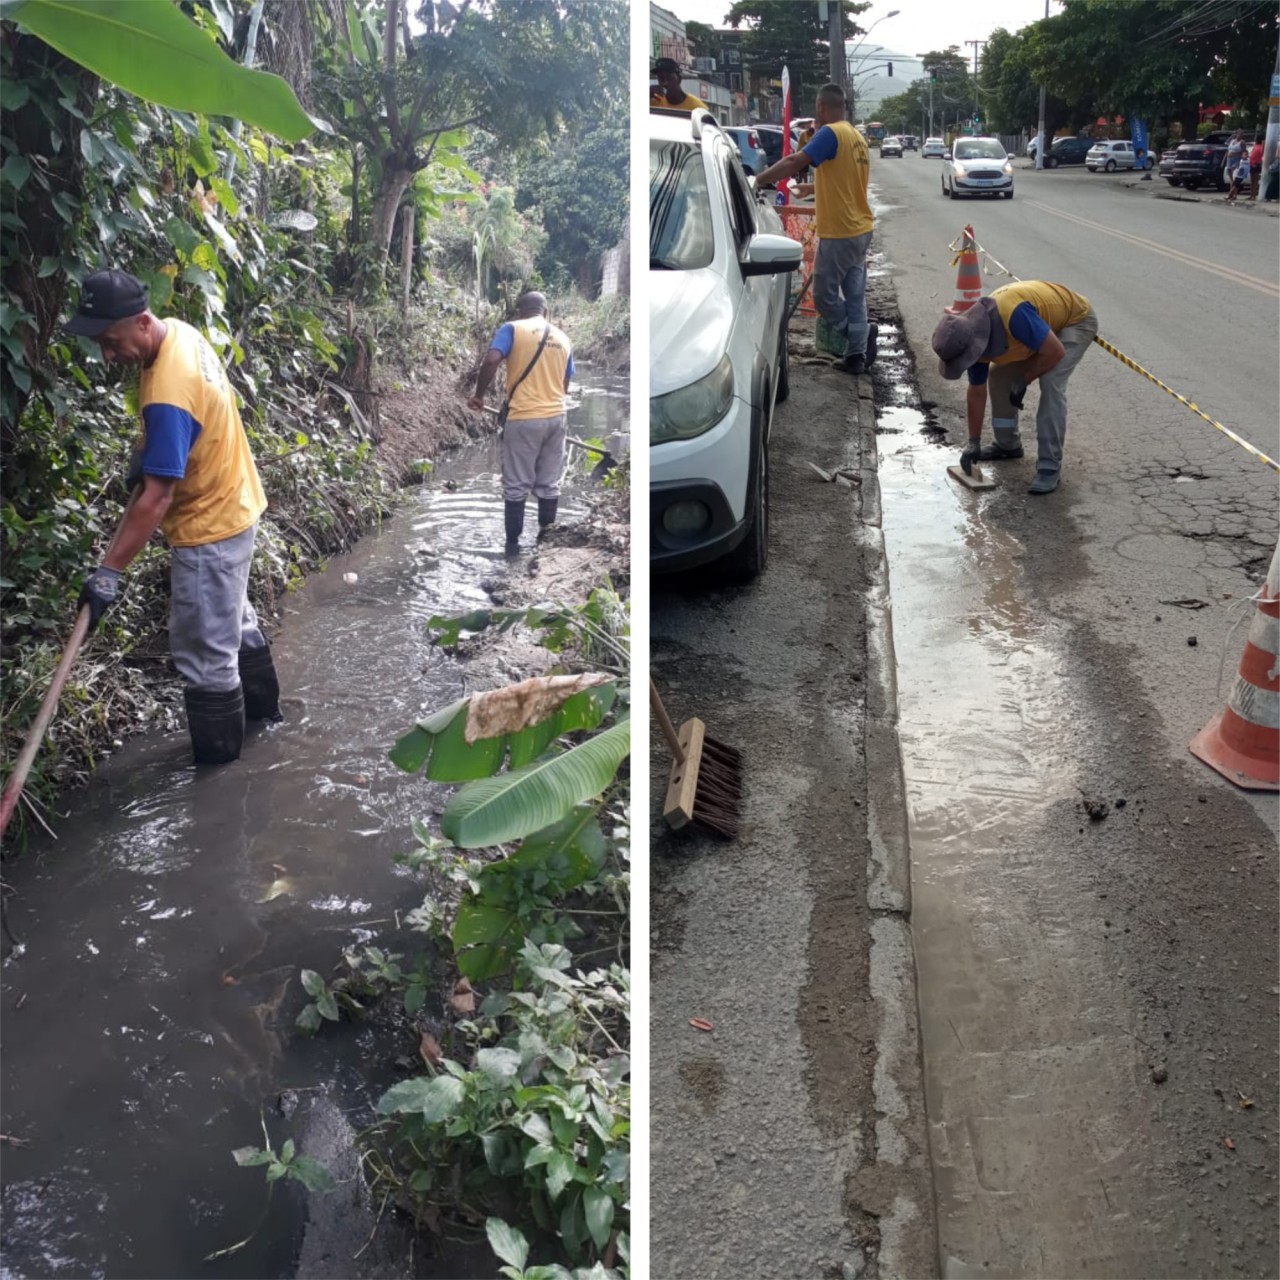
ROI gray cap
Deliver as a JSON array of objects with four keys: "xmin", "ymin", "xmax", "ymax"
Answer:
[
  {"xmin": 932, "ymin": 301, "xmax": 994, "ymax": 380},
  {"xmin": 66, "ymin": 268, "xmax": 148, "ymax": 337}
]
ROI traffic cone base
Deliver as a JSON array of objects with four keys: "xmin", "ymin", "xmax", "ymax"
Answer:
[{"xmin": 1189, "ymin": 545, "xmax": 1280, "ymax": 791}]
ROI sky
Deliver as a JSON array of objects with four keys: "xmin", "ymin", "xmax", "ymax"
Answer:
[{"xmin": 663, "ymin": 0, "xmax": 1051, "ymax": 83}]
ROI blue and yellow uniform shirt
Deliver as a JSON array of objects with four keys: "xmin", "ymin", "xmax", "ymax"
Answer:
[
  {"xmin": 138, "ymin": 319, "xmax": 267, "ymax": 546},
  {"xmin": 490, "ymin": 318, "xmax": 575, "ymax": 421}
]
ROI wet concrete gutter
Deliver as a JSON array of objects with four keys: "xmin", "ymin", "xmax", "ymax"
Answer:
[{"xmin": 650, "ymin": 331, "xmax": 936, "ymax": 1279}]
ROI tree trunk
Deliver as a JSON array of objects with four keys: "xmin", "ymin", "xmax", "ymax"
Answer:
[
  {"xmin": 399, "ymin": 202, "xmax": 414, "ymax": 309},
  {"xmin": 361, "ymin": 163, "xmax": 414, "ymax": 297},
  {"xmin": 348, "ymin": 146, "xmax": 361, "ymax": 246}
]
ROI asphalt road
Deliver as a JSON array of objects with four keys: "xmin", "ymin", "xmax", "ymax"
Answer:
[
  {"xmin": 650, "ymin": 157, "xmax": 1278, "ymax": 1280},
  {"xmin": 871, "ymin": 156, "xmax": 1279, "ymax": 1278}
]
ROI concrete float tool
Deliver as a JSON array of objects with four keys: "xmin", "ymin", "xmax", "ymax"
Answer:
[{"xmin": 650, "ymin": 677, "xmax": 742, "ymax": 839}]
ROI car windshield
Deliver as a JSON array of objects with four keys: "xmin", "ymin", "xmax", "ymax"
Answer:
[
  {"xmin": 953, "ymin": 140, "xmax": 1006, "ymax": 160},
  {"xmin": 650, "ymin": 140, "xmax": 714, "ymax": 271}
]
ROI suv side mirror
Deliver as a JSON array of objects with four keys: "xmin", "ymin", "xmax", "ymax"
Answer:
[{"xmin": 742, "ymin": 232, "xmax": 803, "ymax": 277}]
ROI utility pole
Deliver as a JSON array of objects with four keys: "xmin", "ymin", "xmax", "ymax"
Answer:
[
  {"xmin": 1034, "ymin": 0, "xmax": 1049, "ymax": 168},
  {"xmin": 828, "ymin": 0, "xmax": 845, "ymax": 101},
  {"xmin": 1263, "ymin": 26, "xmax": 1280, "ymax": 199},
  {"xmin": 964, "ymin": 39, "xmax": 984, "ymax": 133}
]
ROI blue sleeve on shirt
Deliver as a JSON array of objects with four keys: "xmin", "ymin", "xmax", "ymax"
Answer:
[
  {"xmin": 490, "ymin": 323, "xmax": 515, "ymax": 356},
  {"xmin": 141, "ymin": 403, "xmax": 201, "ymax": 478},
  {"xmin": 967, "ymin": 364, "xmax": 990, "ymax": 386},
  {"xmin": 803, "ymin": 126, "xmax": 839, "ymax": 167},
  {"xmin": 1008, "ymin": 301, "xmax": 1051, "ymax": 352},
  {"xmin": 566, "ymin": 353, "xmax": 575, "ymax": 380}
]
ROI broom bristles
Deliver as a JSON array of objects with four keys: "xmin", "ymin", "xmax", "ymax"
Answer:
[{"xmin": 690, "ymin": 733, "xmax": 742, "ymax": 838}]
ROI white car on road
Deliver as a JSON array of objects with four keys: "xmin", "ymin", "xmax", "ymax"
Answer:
[
  {"xmin": 922, "ymin": 137, "xmax": 947, "ymax": 158},
  {"xmin": 942, "ymin": 136, "xmax": 1015, "ymax": 199},
  {"xmin": 650, "ymin": 108, "xmax": 802, "ymax": 579}
]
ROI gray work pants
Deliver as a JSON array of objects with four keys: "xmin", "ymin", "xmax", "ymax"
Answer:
[
  {"xmin": 813, "ymin": 231, "xmax": 873, "ymax": 359},
  {"xmin": 502, "ymin": 414, "xmax": 566, "ymax": 502},
  {"xmin": 989, "ymin": 305, "xmax": 1099, "ymax": 473},
  {"xmin": 169, "ymin": 524, "xmax": 267, "ymax": 690}
]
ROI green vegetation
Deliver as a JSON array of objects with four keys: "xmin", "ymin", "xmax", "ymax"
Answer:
[
  {"xmin": 875, "ymin": 1, "xmax": 1276, "ymax": 144},
  {"xmin": 289, "ymin": 590, "xmax": 631, "ymax": 1275},
  {"xmin": 0, "ymin": 0, "xmax": 627, "ymax": 841}
]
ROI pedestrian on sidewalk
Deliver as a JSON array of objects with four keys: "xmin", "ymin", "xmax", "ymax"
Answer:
[
  {"xmin": 649, "ymin": 58, "xmax": 708, "ymax": 113},
  {"xmin": 1248, "ymin": 133, "xmax": 1264, "ymax": 202},
  {"xmin": 1227, "ymin": 149, "xmax": 1251, "ymax": 203},
  {"xmin": 754, "ymin": 82, "xmax": 878, "ymax": 375},
  {"xmin": 65, "ymin": 268, "xmax": 281, "ymax": 765},
  {"xmin": 931, "ymin": 281, "xmax": 1098, "ymax": 495},
  {"xmin": 468, "ymin": 292, "xmax": 574, "ymax": 553}
]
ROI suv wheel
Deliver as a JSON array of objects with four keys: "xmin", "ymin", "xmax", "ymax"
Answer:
[
  {"xmin": 724, "ymin": 411, "xmax": 769, "ymax": 581},
  {"xmin": 1045, "ymin": 156, "xmax": 1058, "ymax": 169}
]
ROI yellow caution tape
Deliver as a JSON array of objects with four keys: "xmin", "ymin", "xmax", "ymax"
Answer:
[{"xmin": 953, "ymin": 231, "xmax": 1279, "ymax": 474}]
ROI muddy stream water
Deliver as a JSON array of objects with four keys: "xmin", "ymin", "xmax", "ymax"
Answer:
[{"xmin": 0, "ymin": 377, "xmax": 627, "ymax": 1280}]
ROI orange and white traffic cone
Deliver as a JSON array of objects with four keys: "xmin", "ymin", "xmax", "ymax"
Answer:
[
  {"xmin": 952, "ymin": 224, "xmax": 982, "ymax": 312},
  {"xmin": 1189, "ymin": 542, "xmax": 1280, "ymax": 790}
]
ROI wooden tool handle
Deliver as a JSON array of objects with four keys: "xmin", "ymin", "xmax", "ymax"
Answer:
[
  {"xmin": 0, "ymin": 606, "xmax": 92, "ymax": 838},
  {"xmin": 649, "ymin": 677, "xmax": 686, "ymax": 764}
]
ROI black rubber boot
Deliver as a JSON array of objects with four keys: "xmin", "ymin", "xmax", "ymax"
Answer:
[
  {"xmin": 977, "ymin": 442, "xmax": 1025, "ymax": 461},
  {"xmin": 238, "ymin": 644, "xmax": 282, "ymax": 722},
  {"xmin": 865, "ymin": 322, "xmax": 879, "ymax": 367},
  {"xmin": 537, "ymin": 497, "xmax": 558, "ymax": 535},
  {"xmin": 504, "ymin": 499, "xmax": 526, "ymax": 553},
  {"xmin": 184, "ymin": 685, "xmax": 245, "ymax": 765}
]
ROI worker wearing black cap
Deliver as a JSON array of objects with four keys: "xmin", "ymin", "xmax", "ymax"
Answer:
[
  {"xmin": 65, "ymin": 267, "xmax": 282, "ymax": 764},
  {"xmin": 650, "ymin": 57, "xmax": 707, "ymax": 112}
]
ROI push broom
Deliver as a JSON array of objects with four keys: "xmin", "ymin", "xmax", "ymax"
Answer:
[{"xmin": 649, "ymin": 677, "xmax": 742, "ymax": 839}]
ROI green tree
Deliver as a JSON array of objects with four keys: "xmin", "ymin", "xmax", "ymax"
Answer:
[
  {"xmin": 725, "ymin": 0, "xmax": 870, "ymax": 115},
  {"xmin": 311, "ymin": 0, "xmax": 626, "ymax": 298},
  {"xmin": 515, "ymin": 118, "xmax": 627, "ymax": 294}
]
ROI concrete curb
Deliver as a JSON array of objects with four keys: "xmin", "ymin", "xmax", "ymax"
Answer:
[{"xmin": 854, "ymin": 371, "xmax": 938, "ymax": 1280}]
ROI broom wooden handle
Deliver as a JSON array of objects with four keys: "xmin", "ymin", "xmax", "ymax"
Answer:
[
  {"xmin": 0, "ymin": 606, "xmax": 92, "ymax": 838},
  {"xmin": 649, "ymin": 677, "xmax": 686, "ymax": 765}
]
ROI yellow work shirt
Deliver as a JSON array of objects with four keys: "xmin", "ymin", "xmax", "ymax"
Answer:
[
  {"xmin": 651, "ymin": 90, "xmax": 708, "ymax": 113},
  {"xmin": 991, "ymin": 282, "xmax": 1092, "ymax": 366},
  {"xmin": 809, "ymin": 120, "xmax": 874, "ymax": 240},
  {"xmin": 502, "ymin": 318, "xmax": 572, "ymax": 421},
  {"xmin": 140, "ymin": 319, "xmax": 266, "ymax": 547}
]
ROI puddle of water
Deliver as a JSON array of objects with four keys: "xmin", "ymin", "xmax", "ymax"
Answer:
[
  {"xmin": 0, "ymin": 378, "xmax": 628, "ymax": 1279},
  {"xmin": 877, "ymin": 394, "xmax": 1187, "ymax": 1275}
]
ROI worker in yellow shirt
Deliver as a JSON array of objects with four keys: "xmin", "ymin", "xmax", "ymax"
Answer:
[
  {"xmin": 650, "ymin": 57, "xmax": 707, "ymax": 112},
  {"xmin": 65, "ymin": 268, "xmax": 279, "ymax": 765},
  {"xmin": 755, "ymin": 83, "xmax": 877, "ymax": 374}
]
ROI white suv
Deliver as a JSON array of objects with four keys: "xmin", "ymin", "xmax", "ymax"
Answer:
[
  {"xmin": 650, "ymin": 108, "xmax": 801, "ymax": 579},
  {"xmin": 1086, "ymin": 139, "xmax": 1137, "ymax": 172}
]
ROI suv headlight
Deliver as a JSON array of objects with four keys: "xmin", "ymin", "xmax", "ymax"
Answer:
[{"xmin": 651, "ymin": 353, "xmax": 735, "ymax": 443}]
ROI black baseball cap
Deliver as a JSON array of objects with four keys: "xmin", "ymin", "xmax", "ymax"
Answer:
[
  {"xmin": 653, "ymin": 58, "xmax": 681, "ymax": 74},
  {"xmin": 65, "ymin": 269, "xmax": 148, "ymax": 338}
]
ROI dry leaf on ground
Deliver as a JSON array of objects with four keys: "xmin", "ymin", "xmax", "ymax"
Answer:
[
  {"xmin": 451, "ymin": 977, "xmax": 475, "ymax": 1015},
  {"xmin": 464, "ymin": 673, "xmax": 610, "ymax": 744},
  {"xmin": 420, "ymin": 1032, "xmax": 443, "ymax": 1068}
]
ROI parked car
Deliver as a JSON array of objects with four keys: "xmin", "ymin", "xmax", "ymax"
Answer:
[
  {"xmin": 901, "ymin": 134, "xmax": 919, "ymax": 151},
  {"xmin": 649, "ymin": 109, "xmax": 802, "ymax": 579},
  {"xmin": 724, "ymin": 126, "xmax": 766, "ymax": 175},
  {"xmin": 1172, "ymin": 130, "xmax": 1236, "ymax": 191},
  {"xmin": 880, "ymin": 135, "xmax": 903, "ymax": 158},
  {"xmin": 1042, "ymin": 136, "xmax": 1093, "ymax": 168},
  {"xmin": 1086, "ymin": 139, "xmax": 1138, "ymax": 172},
  {"xmin": 922, "ymin": 136, "xmax": 947, "ymax": 158},
  {"xmin": 1158, "ymin": 146, "xmax": 1182, "ymax": 186},
  {"xmin": 941, "ymin": 136, "xmax": 1014, "ymax": 199}
]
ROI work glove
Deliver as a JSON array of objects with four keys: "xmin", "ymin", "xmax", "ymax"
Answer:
[
  {"xmin": 77, "ymin": 565, "xmax": 123, "ymax": 633},
  {"xmin": 1009, "ymin": 381, "xmax": 1028, "ymax": 412},
  {"xmin": 959, "ymin": 438, "xmax": 982, "ymax": 476},
  {"xmin": 125, "ymin": 447, "xmax": 145, "ymax": 491}
]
